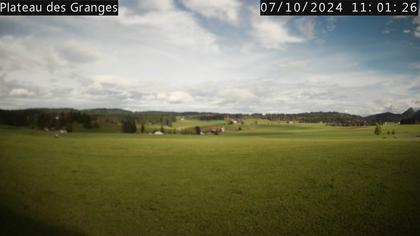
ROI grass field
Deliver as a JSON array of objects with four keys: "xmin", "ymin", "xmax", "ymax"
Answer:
[{"xmin": 1, "ymin": 122, "xmax": 420, "ymax": 235}]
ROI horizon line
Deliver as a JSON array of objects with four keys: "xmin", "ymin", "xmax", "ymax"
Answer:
[{"xmin": 0, "ymin": 106, "xmax": 416, "ymax": 117}]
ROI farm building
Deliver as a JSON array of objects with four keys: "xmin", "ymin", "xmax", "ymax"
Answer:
[
  {"xmin": 153, "ymin": 131, "xmax": 164, "ymax": 135},
  {"xmin": 202, "ymin": 126, "xmax": 225, "ymax": 134}
]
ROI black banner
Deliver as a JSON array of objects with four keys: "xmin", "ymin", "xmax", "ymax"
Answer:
[{"xmin": 0, "ymin": 0, "xmax": 118, "ymax": 16}]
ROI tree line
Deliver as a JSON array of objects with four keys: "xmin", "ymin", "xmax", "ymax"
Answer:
[
  {"xmin": 1, "ymin": 108, "xmax": 419, "ymax": 133},
  {"xmin": 0, "ymin": 109, "xmax": 99, "ymax": 131},
  {"xmin": 0, "ymin": 109, "xmax": 178, "ymax": 133}
]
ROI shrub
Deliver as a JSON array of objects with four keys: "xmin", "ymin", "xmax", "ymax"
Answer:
[
  {"xmin": 122, "ymin": 117, "xmax": 137, "ymax": 133},
  {"xmin": 179, "ymin": 127, "xmax": 196, "ymax": 135},
  {"xmin": 374, "ymin": 124, "xmax": 382, "ymax": 135},
  {"xmin": 195, "ymin": 126, "xmax": 201, "ymax": 135}
]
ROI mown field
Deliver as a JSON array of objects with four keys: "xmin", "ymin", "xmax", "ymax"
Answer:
[{"xmin": 0, "ymin": 122, "xmax": 420, "ymax": 235}]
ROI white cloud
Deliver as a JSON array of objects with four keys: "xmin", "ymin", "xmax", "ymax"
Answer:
[
  {"xmin": 414, "ymin": 16, "xmax": 420, "ymax": 38},
  {"xmin": 181, "ymin": 0, "xmax": 241, "ymax": 24},
  {"xmin": 57, "ymin": 41, "xmax": 100, "ymax": 64},
  {"xmin": 138, "ymin": 0, "xmax": 174, "ymax": 11},
  {"xmin": 390, "ymin": 16, "xmax": 420, "ymax": 38},
  {"xmin": 167, "ymin": 91, "xmax": 194, "ymax": 104},
  {"xmin": 411, "ymin": 63, "xmax": 420, "ymax": 70},
  {"xmin": 0, "ymin": 36, "xmax": 51, "ymax": 73},
  {"xmin": 0, "ymin": 36, "xmax": 99, "ymax": 74},
  {"xmin": 219, "ymin": 88, "xmax": 257, "ymax": 104},
  {"xmin": 251, "ymin": 16, "xmax": 304, "ymax": 49},
  {"xmin": 326, "ymin": 17, "xmax": 337, "ymax": 32},
  {"xmin": 393, "ymin": 16, "xmax": 410, "ymax": 19},
  {"xmin": 154, "ymin": 91, "xmax": 194, "ymax": 104},
  {"xmin": 115, "ymin": 7, "xmax": 219, "ymax": 52},
  {"xmin": 296, "ymin": 17, "xmax": 316, "ymax": 40},
  {"xmin": 92, "ymin": 75, "xmax": 138, "ymax": 89},
  {"xmin": 9, "ymin": 88, "xmax": 35, "ymax": 97}
]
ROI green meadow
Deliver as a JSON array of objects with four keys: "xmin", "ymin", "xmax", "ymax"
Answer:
[{"xmin": 1, "ymin": 122, "xmax": 420, "ymax": 235}]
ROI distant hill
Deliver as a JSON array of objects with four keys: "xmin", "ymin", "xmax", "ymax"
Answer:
[
  {"xmin": 402, "ymin": 107, "xmax": 416, "ymax": 118},
  {"xmin": 82, "ymin": 108, "xmax": 132, "ymax": 115},
  {"xmin": 400, "ymin": 109, "xmax": 420, "ymax": 124},
  {"xmin": 365, "ymin": 108, "xmax": 419, "ymax": 124},
  {"xmin": 365, "ymin": 112, "xmax": 402, "ymax": 123},
  {"xmin": 251, "ymin": 112, "xmax": 366, "ymax": 126}
]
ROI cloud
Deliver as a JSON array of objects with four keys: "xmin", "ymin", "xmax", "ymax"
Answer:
[
  {"xmin": 251, "ymin": 16, "xmax": 304, "ymax": 49},
  {"xmin": 138, "ymin": 0, "xmax": 174, "ymax": 11},
  {"xmin": 393, "ymin": 16, "xmax": 410, "ymax": 19},
  {"xmin": 165, "ymin": 91, "xmax": 194, "ymax": 104},
  {"xmin": 0, "ymin": 36, "xmax": 44, "ymax": 73},
  {"xmin": 414, "ymin": 16, "xmax": 420, "ymax": 38},
  {"xmin": 57, "ymin": 41, "xmax": 100, "ymax": 65},
  {"xmin": 219, "ymin": 88, "xmax": 257, "ymax": 105},
  {"xmin": 9, "ymin": 88, "xmax": 35, "ymax": 97},
  {"xmin": 411, "ymin": 63, "xmax": 420, "ymax": 70},
  {"xmin": 389, "ymin": 16, "xmax": 420, "ymax": 38},
  {"xmin": 296, "ymin": 17, "xmax": 316, "ymax": 40},
  {"xmin": 325, "ymin": 17, "xmax": 337, "ymax": 32},
  {"xmin": 114, "ymin": 6, "xmax": 219, "ymax": 52},
  {"xmin": 0, "ymin": 36, "xmax": 99, "ymax": 74},
  {"xmin": 0, "ymin": 3, "xmax": 419, "ymax": 115},
  {"xmin": 92, "ymin": 75, "xmax": 139, "ymax": 89},
  {"xmin": 180, "ymin": 0, "xmax": 241, "ymax": 24}
]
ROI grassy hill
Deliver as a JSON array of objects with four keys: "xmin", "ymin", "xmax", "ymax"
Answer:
[{"xmin": 0, "ymin": 123, "xmax": 419, "ymax": 235}]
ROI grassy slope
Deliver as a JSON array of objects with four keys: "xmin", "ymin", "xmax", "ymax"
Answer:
[
  {"xmin": 70, "ymin": 118, "xmax": 226, "ymax": 134},
  {"xmin": 0, "ymin": 124, "xmax": 419, "ymax": 235},
  {"xmin": 172, "ymin": 119, "xmax": 225, "ymax": 129}
]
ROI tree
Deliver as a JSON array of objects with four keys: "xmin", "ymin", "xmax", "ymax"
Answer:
[
  {"xmin": 238, "ymin": 126, "xmax": 242, "ymax": 131},
  {"xmin": 83, "ymin": 115, "xmax": 92, "ymax": 129},
  {"xmin": 140, "ymin": 124, "xmax": 145, "ymax": 134},
  {"xmin": 37, "ymin": 113, "xmax": 47, "ymax": 129},
  {"xmin": 160, "ymin": 125, "xmax": 164, "ymax": 133},
  {"xmin": 374, "ymin": 124, "xmax": 382, "ymax": 135},
  {"xmin": 122, "ymin": 117, "xmax": 137, "ymax": 133},
  {"xmin": 195, "ymin": 126, "xmax": 201, "ymax": 135},
  {"xmin": 66, "ymin": 123, "xmax": 73, "ymax": 132}
]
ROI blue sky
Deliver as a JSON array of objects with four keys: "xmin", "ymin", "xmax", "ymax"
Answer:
[{"xmin": 0, "ymin": 0, "xmax": 419, "ymax": 115}]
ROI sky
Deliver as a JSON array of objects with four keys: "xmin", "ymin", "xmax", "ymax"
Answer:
[{"xmin": 0, "ymin": 0, "xmax": 419, "ymax": 115}]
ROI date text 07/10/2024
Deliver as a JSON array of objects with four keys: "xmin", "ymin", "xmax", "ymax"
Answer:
[{"xmin": 260, "ymin": 0, "xmax": 419, "ymax": 16}]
